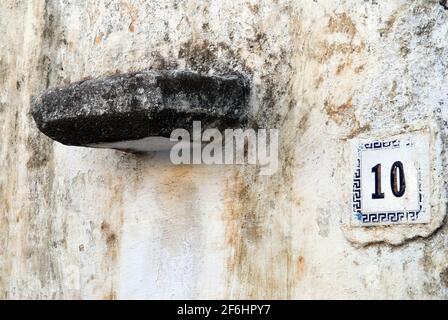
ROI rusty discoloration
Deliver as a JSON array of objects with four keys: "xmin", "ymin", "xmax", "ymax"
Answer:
[
  {"xmin": 121, "ymin": 2, "xmax": 138, "ymax": 32},
  {"xmin": 325, "ymin": 95, "xmax": 372, "ymax": 141},
  {"xmin": 328, "ymin": 12, "xmax": 357, "ymax": 38},
  {"xmin": 94, "ymin": 33, "xmax": 103, "ymax": 45},
  {"xmin": 325, "ymin": 97, "xmax": 353, "ymax": 125},
  {"xmin": 354, "ymin": 64, "xmax": 365, "ymax": 74},
  {"xmin": 154, "ymin": 165, "xmax": 202, "ymax": 254},
  {"xmin": 103, "ymin": 291, "xmax": 118, "ymax": 300},
  {"xmin": 295, "ymin": 256, "xmax": 305, "ymax": 280},
  {"xmin": 335, "ymin": 60, "xmax": 352, "ymax": 75},
  {"xmin": 311, "ymin": 41, "xmax": 366, "ymax": 63},
  {"xmin": 379, "ymin": 14, "xmax": 397, "ymax": 36},
  {"xmin": 224, "ymin": 172, "xmax": 280, "ymax": 298},
  {"xmin": 388, "ymin": 80, "xmax": 398, "ymax": 101},
  {"xmin": 101, "ymin": 221, "xmax": 119, "ymax": 259},
  {"xmin": 344, "ymin": 122, "xmax": 371, "ymax": 140}
]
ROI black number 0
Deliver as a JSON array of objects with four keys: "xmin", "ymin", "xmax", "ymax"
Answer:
[
  {"xmin": 390, "ymin": 161, "xmax": 406, "ymax": 197},
  {"xmin": 371, "ymin": 161, "xmax": 406, "ymax": 199}
]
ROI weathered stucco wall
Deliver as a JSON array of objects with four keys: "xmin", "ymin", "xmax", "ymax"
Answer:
[{"xmin": 0, "ymin": 0, "xmax": 447, "ymax": 299}]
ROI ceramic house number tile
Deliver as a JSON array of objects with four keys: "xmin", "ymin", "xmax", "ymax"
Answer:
[{"xmin": 351, "ymin": 132, "xmax": 430, "ymax": 226}]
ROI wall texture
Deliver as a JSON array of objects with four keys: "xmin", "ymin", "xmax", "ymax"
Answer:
[{"xmin": 0, "ymin": 0, "xmax": 447, "ymax": 299}]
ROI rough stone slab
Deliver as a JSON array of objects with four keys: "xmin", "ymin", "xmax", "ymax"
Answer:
[{"xmin": 31, "ymin": 70, "xmax": 250, "ymax": 151}]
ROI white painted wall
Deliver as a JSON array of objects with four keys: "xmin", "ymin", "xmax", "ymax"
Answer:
[{"xmin": 0, "ymin": 0, "xmax": 447, "ymax": 299}]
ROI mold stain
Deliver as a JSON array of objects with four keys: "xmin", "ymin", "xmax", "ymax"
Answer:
[
  {"xmin": 223, "ymin": 166, "xmax": 297, "ymax": 298},
  {"xmin": 223, "ymin": 171, "xmax": 267, "ymax": 298},
  {"xmin": 11, "ymin": 0, "xmax": 60, "ymax": 299},
  {"xmin": 221, "ymin": 6, "xmax": 304, "ymax": 298}
]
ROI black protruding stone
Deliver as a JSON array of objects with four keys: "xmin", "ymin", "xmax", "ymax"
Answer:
[
  {"xmin": 31, "ymin": 70, "xmax": 250, "ymax": 151},
  {"xmin": 441, "ymin": 0, "xmax": 448, "ymax": 10}
]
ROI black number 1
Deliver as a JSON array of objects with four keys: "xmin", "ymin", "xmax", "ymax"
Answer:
[
  {"xmin": 371, "ymin": 161, "xmax": 406, "ymax": 199},
  {"xmin": 371, "ymin": 164, "xmax": 385, "ymax": 199}
]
